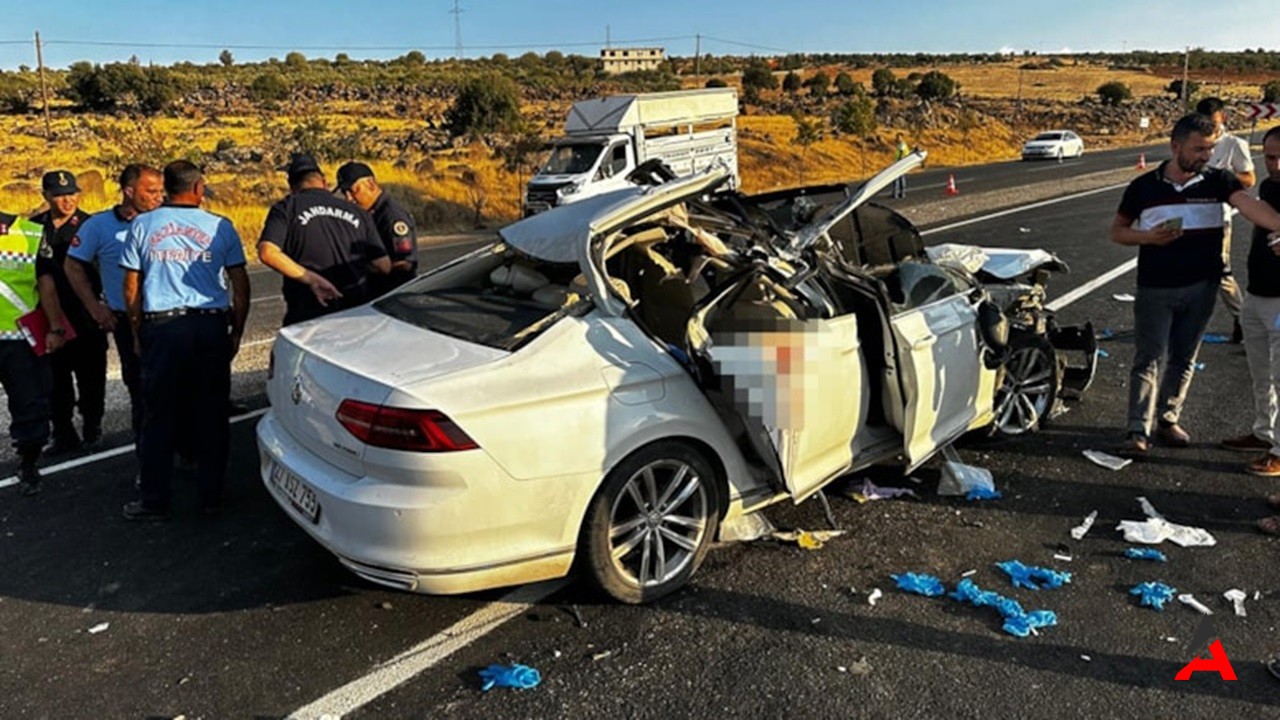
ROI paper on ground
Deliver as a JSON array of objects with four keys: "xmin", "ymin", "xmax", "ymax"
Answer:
[
  {"xmin": 1070, "ymin": 510, "xmax": 1098, "ymax": 540},
  {"xmin": 1117, "ymin": 518, "xmax": 1216, "ymax": 547},
  {"xmin": 1083, "ymin": 450, "xmax": 1131, "ymax": 471}
]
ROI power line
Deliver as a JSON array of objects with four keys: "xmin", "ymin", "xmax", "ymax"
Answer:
[
  {"xmin": 38, "ymin": 35, "xmax": 696, "ymax": 53},
  {"xmin": 699, "ymin": 35, "xmax": 799, "ymax": 55}
]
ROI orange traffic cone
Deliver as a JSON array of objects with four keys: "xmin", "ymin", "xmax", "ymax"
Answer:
[
  {"xmin": 1136, "ymin": 153, "xmax": 1147, "ymax": 170},
  {"xmin": 944, "ymin": 174, "xmax": 959, "ymax": 196}
]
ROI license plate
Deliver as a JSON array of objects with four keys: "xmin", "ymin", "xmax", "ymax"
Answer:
[{"xmin": 269, "ymin": 461, "xmax": 321, "ymax": 524}]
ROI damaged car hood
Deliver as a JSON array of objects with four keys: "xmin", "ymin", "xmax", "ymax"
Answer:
[{"xmin": 925, "ymin": 243, "xmax": 1068, "ymax": 280}]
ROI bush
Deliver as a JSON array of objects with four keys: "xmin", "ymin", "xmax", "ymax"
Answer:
[
  {"xmin": 834, "ymin": 71, "xmax": 859, "ymax": 96},
  {"xmin": 1097, "ymin": 81, "xmax": 1132, "ymax": 106},
  {"xmin": 782, "ymin": 71, "xmax": 802, "ymax": 94},
  {"xmin": 871, "ymin": 67, "xmax": 897, "ymax": 97},
  {"xmin": 705, "ymin": 77, "xmax": 728, "ymax": 88},
  {"xmin": 249, "ymin": 73, "xmax": 290, "ymax": 102},
  {"xmin": 445, "ymin": 73, "xmax": 522, "ymax": 137},
  {"xmin": 830, "ymin": 97, "xmax": 876, "ymax": 136},
  {"xmin": 63, "ymin": 62, "xmax": 180, "ymax": 113},
  {"xmin": 742, "ymin": 62, "xmax": 777, "ymax": 92},
  {"xmin": 1166, "ymin": 79, "xmax": 1200, "ymax": 98},
  {"xmin": 915, "ymin": 70, "xmax": 958, "ymax": 100},
  {"xmin": 284, "ymin": 51, "xmax": 307, "ymax": 69},
  {"xmin": 805, "ymin": 70, "xmax": 830, "ymax": 98},
  {"xmin": 1263, "ymin": 80, "xmax": 1280, "ymax": 103}
]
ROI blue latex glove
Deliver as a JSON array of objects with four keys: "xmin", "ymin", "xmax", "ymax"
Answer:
[
  {"xmin": 1003, "ymin": 609, "xmax": 1058, "ymax": 637},
  {"xmin": 478, "ymin": 663, "xmax": 541, "ymax": 691},
  {"xmin": 1123, "ymin": 547, "xmax": 1168, "ymax": 563},
  {"xmin": 1097, "ymin": 348, "xmax": 1111, "ymax": 358},
  {"xmin": 1096, "ymin": 328, "xmax": 1115, "ymax": 340},
  {"xmin": 966, "ymin": 486, "xmax": 1003, "ymax": 501},
  {"xmin": 892, "ymin": 572, "xmax": 946, "ymax": 597},
  {"xmin": 949, "ymin": 578, "xmax": 1056, "ymax": 637},
  {"xmin": 996, "ymin": 560, "xmax": 1072, "ymax": 590},
  {"xmin": 1130, "ymin": 582, "xmax": 1177, "ymax": 611},
  {"xmin": 1202, "ymin": 333, "xmax": 1229, "ymax": 344}
]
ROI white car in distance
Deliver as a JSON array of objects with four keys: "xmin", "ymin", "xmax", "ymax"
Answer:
[{"xmin": 1021, "ymin": 130, "xmax": 1084, "ymax": 161}]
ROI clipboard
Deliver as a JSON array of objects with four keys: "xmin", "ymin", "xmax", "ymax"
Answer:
[{"xmin": 16, "ymin": 308, "xmax": 75, "ymax": 356}]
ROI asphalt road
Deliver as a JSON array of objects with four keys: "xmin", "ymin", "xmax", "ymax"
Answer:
[{"xmin": 3, "ymin": 147, "xmax": 1280, "ymax": 719}]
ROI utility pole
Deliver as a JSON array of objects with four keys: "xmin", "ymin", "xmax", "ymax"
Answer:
[
  {"xmin": 695, "ymin": 34, "xmax": 701, "ymax": 84},
  {"xmin": 450, "ymin": 0, "xmax": 463, "ymax": 60},
  {"xmin": 34, "ymin": 31, "xmax": 51, "ymax": 140},
  {"xmin": 606, "ymin": 25, "xmax": 611, "ymax": 49},
  {"xmin": 1181, "ymin": 45, "xmax": 1190, "ymax": 108}
]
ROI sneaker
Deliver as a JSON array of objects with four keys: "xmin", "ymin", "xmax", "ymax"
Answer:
[
  {"xmin": 1117, "ymin": 433, "xmax": 1150, "ymax": 457},
  {"xmin": 18, "ymin": 465, "xmax": 41, "ymax": 496},
  {"xmin": 46, "ymin": 435, "xmax": 81, "ymax": 456},
  {"xmin": 1231, "ymin": 319, "xmax": 1244, "ymax": 344},
  {"xmin": 1248, "ymin": 454, "xmax": 1280, "ymax": 478},
  {"xmin": 82, "ymin": 423, "xmax": 102, "ymax": 447},
  {"xmin": 1221, "ymin": 433, "xmax": 1272, "ymax": 452},
  {"xmin": 122, "ymin": 501, "xmax": 172, "ymax": 522},
  {"xmin": 1157, "ymin": 422, "xmax": 1191, "ymax": 448}
]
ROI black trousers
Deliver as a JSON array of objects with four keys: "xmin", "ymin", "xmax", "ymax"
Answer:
[
  {"xmin": 49, "ymin": 327, "xmax": 107, "ymax": 441},
  {"xmin": 111, "ymin": 314, "xmax": 142, "ymax": 443},
  {"xmin": 138, "ymin": 314, "xmax": 230, "ymax": 511},
  {"xmin": 0, "ymin": 339, "xmax": 51, "ymax": 455}
]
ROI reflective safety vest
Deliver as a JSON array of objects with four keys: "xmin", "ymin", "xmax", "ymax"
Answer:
[{"xmin": 0, "ymin": 217, "xmax": 45, "ymax": 339}]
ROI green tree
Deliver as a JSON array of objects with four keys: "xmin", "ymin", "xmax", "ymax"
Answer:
[
  {"xmin": 249, "ymin": 73, "xmax": 290, "ymax": 102},
  {"xmin": 284, "ymin": 51, "xmax": 307, "ymax": 68},
  {"xmin": 805, "ymin": 70, "xmax": 830, "ymax": 98},
  {"xmin": 742, "ymin": 62, "xmax": 777, "ymax": 92},
  {"xmin": 791, "ymin": 113, "xmax": 823, "ymax": 183},
  {"xmin": 705, "ymin": 77, "xmax": 728, "ymax": 88},
  {"xmin": 1166, "ymin": 79, "xmax": 1200, "ymax": 98},
  {"xmin": 830, "ymin": 97, "xmax": 876, "ymax": 136},
  {"xmin": 219, "ymin": 49, "xmax": 234, "ymax": 67},
  {"xmin": 871, "ymin": 67, "xmax": 897, "ymax": 97},
  {"xmin": 1262, "ymin": 80, "xmax": 1280, "ymax": 102},
  {"xmin": 1097, "ymin": 80, "xmax": 1132, "ymax": 106},
  {"xmin": 782, "ymin": 71, "xmax": 802, "ymax": 94},
  {"xmin": 334, "ymin": 53, "xmax": 351, "ymax": 66},
  {"xmin": 834, "ymin": 71, "xmax": 858, "ymax": 96},
  {"xmin": 402, "ymin": 50, "xmax": 426, "ymax": 65},
  {"xmin": 915, "ymin": 70, "xmax": 958, "ymax": 100},
  {"xmin": 445, "ymin": 73, "xmax": 522, "ymax": 137}
]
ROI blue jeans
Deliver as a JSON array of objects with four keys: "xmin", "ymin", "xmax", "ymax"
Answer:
[{"xmin": 1127, "ymin": 279, "xmax": 1218, "ymax": 437}]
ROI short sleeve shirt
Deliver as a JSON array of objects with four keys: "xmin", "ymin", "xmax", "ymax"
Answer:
[
  {"xmin": 370, "ymin": 193, "xmax": 418, "ymax": 267},
  {"xmin": 67, "ymin": 206, "xmax": 132, "ymax": 311},
  {"xmin": 32, "ymin": 208, "xmax": 97, "ymax": 334},
  {"xmin": 1208, "ymin": 132, "xmax": 1254, "ymax": 176},
  {"xmin": 119, "ymin": 204, "xmax": 246, "ymax": 312},
  {"xmin": 259, "ymin": 188, "xmax": 387, "ymax": 317},
  {"xmin": 1116, "ymin": 162, "xmax": 1244, "ymax": 288},
  {"xmin": 1248, "ymin": 178, "xmax": 1280, "ymax": 297}
]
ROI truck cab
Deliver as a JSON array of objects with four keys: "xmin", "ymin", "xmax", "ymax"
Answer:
[{"xmin": 524, "ymin": 88, "xmax": 739, "ymax": 216}]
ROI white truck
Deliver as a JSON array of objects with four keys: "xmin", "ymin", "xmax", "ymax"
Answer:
[{"xmin": 523, "ymin": 88, "xmax": 739, "ymax": 216}]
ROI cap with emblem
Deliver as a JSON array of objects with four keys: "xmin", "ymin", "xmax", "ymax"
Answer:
[
  {"xmin": 280, "ymin": 153, "xmax": 322, "ymax": 183},
  {"xmin": 334, "ymin": 162, "xmax": 375, "ymax": 193},
  {"xmin": 42, "ymin": 170, "xmax": 80, "ymax": 197}
]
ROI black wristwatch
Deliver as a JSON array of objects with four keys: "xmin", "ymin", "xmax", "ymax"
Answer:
[{"xmin": 49, "ymin": 327, "xmax": 66, "ymax": 336}]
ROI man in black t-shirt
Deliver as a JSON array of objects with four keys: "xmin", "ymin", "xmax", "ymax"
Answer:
[
  {"xmin": 257, "ymin": 154, "xmax": 391, "ymax": 326},
  {"xmin": 31, "ymin": 170, "xmax": 106, "ymax": 455},
  {"xmin": 1222, "ymin": 127, "xmax": 1280, "ymax": 485},
  {"xmin": 335, "ymin": 162, "xmax": 419, "ymax": 296},
  {"xmin": 1109, "ymin": 114, "xmax": 1280, "ymax": 457}
]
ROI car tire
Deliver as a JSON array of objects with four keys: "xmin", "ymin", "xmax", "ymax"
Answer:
[
  {"xmin": 580, "ymin": 441, "xmax": 721, "ymax": 604},
  {"xmin": 990, "ymin": 332, "xmax": 1061, "ymax": 438}
]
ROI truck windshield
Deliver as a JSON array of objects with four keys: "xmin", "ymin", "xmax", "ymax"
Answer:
[{"xmin": 542, "ymin": 144, "xmax": 603, "ymax": 175}]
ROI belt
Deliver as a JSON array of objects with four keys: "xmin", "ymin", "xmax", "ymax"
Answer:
[{"xmin": 143, "ymin": 307, "xmax": 229, "ymax": 320}]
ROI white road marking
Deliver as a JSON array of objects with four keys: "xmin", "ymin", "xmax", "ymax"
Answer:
[
  {"xmin": 288, "ymin": 580, "xmax": 566, "ymax": 720},
  {"xmin": 920, "ymin": 182, "xmax": 1129, "ymax": 236},
  {"xmin": 1046, "ymin": 258, "xmax": 1139, "ymax": 312},
  {"xmin": 0, "ymin": 408, "xmax": 268, "ymax": 487}
]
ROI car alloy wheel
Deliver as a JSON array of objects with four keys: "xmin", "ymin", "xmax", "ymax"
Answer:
[
  {"xmin": 581, "ymin": 441, "xmax": 719, "ymax": 603},
  {"xmin": 992, "ymin": 334, "xmax": 1059, "ymax": 437}
]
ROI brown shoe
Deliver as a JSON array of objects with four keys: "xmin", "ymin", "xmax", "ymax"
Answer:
[
  {"xmin": 1222, "ymin": 433, "xmax": 1272, "ymax": 452},
  {"xmin": 1116, "ymin": 433, "xmax": 1150, "ymax": 457},
  {"xmin": 1248, "ymin": 454, "xmax": 1280, "ymax": 478},
  {"xmin": 1266, "ymin": 493, "xmax": 1280, "ymax": 510},
  {"xmin": 1157, "ymin": 422, "xmax": 1191, "ymax": 448}
]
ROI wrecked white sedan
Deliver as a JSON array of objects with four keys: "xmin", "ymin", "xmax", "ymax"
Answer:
[{"xmin": 256, "ymin": 153, "xmax": 1095, "ymax": 603}]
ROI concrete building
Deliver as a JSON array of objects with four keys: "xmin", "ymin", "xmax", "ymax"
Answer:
[{"xmin": 599, "ymin": 47, "xmax": 665, "ymax": 75}]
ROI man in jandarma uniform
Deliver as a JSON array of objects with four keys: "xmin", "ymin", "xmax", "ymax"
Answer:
[
  {"xmin": 258, "ymin": 154, "xmax": 390, "ymax": 326},
  {"xmin": 0, "ymin": 209, "xmax": 68, "ymax": 495},
  {"xmin": 31, "ymin": 170, "xmax": 105, "ymax": 455},
  {"xmin": 120, "ymin": 161, "xmax": 250, "ymax": 521},
  {"xmin": 335, "ymin": 161, "xmax": 419, "ymax": 296}
]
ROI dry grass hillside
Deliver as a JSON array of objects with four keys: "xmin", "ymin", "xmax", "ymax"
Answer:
[{"xmin": 1, "ymin": 58, "xmax": 1274, "ymax": 252}]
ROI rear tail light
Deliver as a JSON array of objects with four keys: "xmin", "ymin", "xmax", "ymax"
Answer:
[{"xmin": 336, "ymin": 399, "xmax": 478, "ymax": 452}]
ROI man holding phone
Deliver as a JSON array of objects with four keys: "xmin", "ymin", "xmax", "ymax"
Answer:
[{"xmin": 1109, "ymin": 114, "xmax": 1280, "ymax": 457}]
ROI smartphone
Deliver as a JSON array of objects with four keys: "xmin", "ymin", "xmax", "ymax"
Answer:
[
  {"xmin": 1158, "ymin": 218, "xmax": 1184, "ymax": 232},
  {"xmin": 1268, "ymin": 236, "xmax": 1280, "ymax": 248}
]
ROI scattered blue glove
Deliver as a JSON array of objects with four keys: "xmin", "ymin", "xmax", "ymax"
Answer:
[
  {"xmin": 1202, "ymin": 333, "xmax": 1229, "ymax": 344},
  {"xmin": 1096, "ymin": 328, "xmax": 1115, "ymax": 340},
  {"xmin": 478, "ymin": 663, "xmax": 541, "ymax": 691},
  {"xmin": 1003, "ymin": 609, "xmax": 1058, "ymax": 638},
  {"xmin": 892, "ymin": 572, "xmax": 947, "ymax": 597},
  {"xmin": 996, "ymin": 560, "xmax": 1072, "ymax": 590},
  {"xmin": 1130, "ymin": 582, "xmax": 1177, "ymax": 611},
  {"xmin": 1123, "ymin": 547, "xmax": 1168, "ymax": 563},
  {"xmin": 949, "ymin": 578, "xmax": 1055, "ymax": 637},
  {"xmin": 1097, "ymin": 348, "xmax": 1111, "ymax": 359},
  {"xmin": 966, "ymin": 486, "xmax": 1003, "ymax": 501}
]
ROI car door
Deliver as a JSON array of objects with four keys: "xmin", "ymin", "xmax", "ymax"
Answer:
[
  {"xmin": 886, "ymin": 264, "xmax": 991, "ymax": 470},
  {"xmin": 686, "ymin": 270, "xmax": 868, "ymax": 500}
]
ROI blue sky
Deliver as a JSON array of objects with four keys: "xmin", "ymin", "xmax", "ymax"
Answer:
[{"xmin": 1, "ymin": 0, "xmax": 1277, "ymax": 70}]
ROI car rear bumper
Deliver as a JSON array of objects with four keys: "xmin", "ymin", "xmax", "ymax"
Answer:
[{"xmin": 255, "ymin": 411, "xmax": 579, "ymax": 595}]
